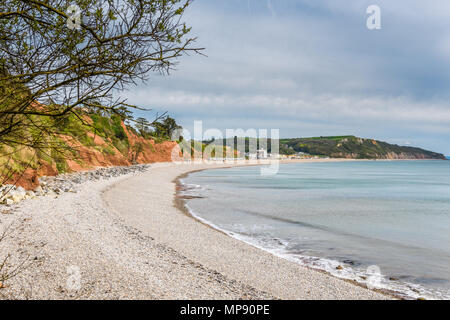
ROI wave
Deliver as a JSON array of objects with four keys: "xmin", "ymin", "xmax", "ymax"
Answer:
[
  {"xmin": 178, "ymin": 166, "xmax": 450, "ymax": 299},
  {"xmin": 230, "ymin": 207, "xmax": 450, "ymax": 256},
  {"xmin": 179, "ymin": 179, "xmax": 450, "ymax": 300},
  {"xmin": 185, "ymin": 201, "xmax": 450, "ymax": 300}
]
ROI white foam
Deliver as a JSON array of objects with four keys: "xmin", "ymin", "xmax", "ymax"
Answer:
[
  {"xmin": 179, "ymin": 179, "xmax": 450, "ymax": 300},
  {"xmin": 183, "ymin": 204, "xmax": 449, "ymax": 300}
]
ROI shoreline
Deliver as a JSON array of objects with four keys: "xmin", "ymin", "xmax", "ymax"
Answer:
[
  {"xmin": 103, "ymin": 160, "xmax": 393, "ymax": 299},
  {"xmin": 174, "ymin": 159, "xmax": 450, "ymax": 300},
  {"xmin": 173, "ymin": 161, "xmax": 404, "ymax": 299},
  {"xmin": 0, "ymin": 159, "xmax": 395, "ymax": 299}
]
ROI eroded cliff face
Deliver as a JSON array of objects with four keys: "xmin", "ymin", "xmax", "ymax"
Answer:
[
  {"xmin": 283, "ymin": 136, "xmax": 447, "ymax": 160},
  {"xmin": 331, "ymin": 152, "xmax": 445, "ymax": 160},
  {"xmin": 121, "ymin": 123, "xmax": 180, "ymax": 164},
  {"xmin": 3, "ymin": 122, "xmax": 180, "ymax": 190},
  {"xmin": 383, "ymin": 152, "xmax": 441, "ymax": 160}
]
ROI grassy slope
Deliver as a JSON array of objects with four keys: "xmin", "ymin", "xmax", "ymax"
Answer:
[
  {"xmin": 0, "ymin": 112, "xmax": 177, "ymax": 189},
  {"xmin": 280, "ymin": 136, "xmax": 446, "ymax": 159},
  {"xmin": 210, "ymin": 136, "xmax": 445, "ymax": 159},
  {"xmin": 1, "ymin": 113, "xmax": 126, "ymax": 172}
]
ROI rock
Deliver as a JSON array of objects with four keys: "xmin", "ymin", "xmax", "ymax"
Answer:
[
  {"xmin": 0, "ymin": 164, "xmax": 150, "ymax": 205},
  {"xmin": 26, "ymin": 190, "xmax": 35, "ymax": 198},
  {"xmin": 1, "ymin": 209, "xmax": 12, "ymax": 215},
  {"xmin": 34, "ymin": 185, "xmax": 44, "ymax": 195},
  {"xmin": 336, "ymin": 265, "xmax": 344, "ymax": 270},
  {"xmin": 11, "ymin": 193, "xmax": 24, "ymax": 203},
  {"xmin": 0, "ymin": 187, "xmax": 36, "ymax": 203},
  {"xmin": 389, "ymin": 277, "xmax": 399, "ymax": 281}
]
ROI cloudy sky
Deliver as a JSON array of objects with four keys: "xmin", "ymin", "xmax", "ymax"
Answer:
[{"xmin": 126, "ymin": 0, "xmax": 450, "ymax": 155}]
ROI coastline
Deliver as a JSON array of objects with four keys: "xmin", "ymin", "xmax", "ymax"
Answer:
[
  {"xmin": 103, "ymin": 160, "xmax": 392, "ymax": 299},
  {"xmin": 174, "ymin": 160, "xmax": 406, "ymax": 299},
  {"xmin": 0, "ymin": 159, "xmax": 393, "ymax": 299}
]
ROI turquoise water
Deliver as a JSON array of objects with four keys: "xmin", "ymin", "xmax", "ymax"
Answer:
[{"xmin": 182, "ymin": 161, "xmax": 450, "ymax": 299}]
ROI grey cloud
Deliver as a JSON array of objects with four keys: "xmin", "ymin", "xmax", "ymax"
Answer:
[{"xmin": 124, "ymin": 0, "xmax": 450, "ymax": 155}]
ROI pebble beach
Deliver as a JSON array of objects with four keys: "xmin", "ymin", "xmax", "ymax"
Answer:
[{"xmin": 0, "ymin": 161, "xmax": 391, "ymax": 299}]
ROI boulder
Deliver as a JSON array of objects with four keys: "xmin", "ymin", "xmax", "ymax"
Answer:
[
  {"xmin": 34, "ymin": 185, "xmax": 44, "ymax": 196},
  {"xmin": 26, "ymin": 190, "xmax": 36, "ymax": 198},
  {"xmin": 11, "ymin": 192, "xmax": 24, "ymax": 203}
]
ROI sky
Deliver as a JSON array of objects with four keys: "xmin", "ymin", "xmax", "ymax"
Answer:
[{"xmin": 125, "ymin": 0, "xmax": 450, "ymax": 155}]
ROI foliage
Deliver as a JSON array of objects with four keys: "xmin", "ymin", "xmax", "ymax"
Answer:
[
  {"xmin": 90, "ymin": 113, "xmax": 129, "ymax": 155},
  {"xmin": 208, "ymin": 136, "xmax": 445, "ymax": 159},
  {"xmin": 135, "ymin": 117, "xmax": 152, "ymax": 138},
  {"xmin": 134, "ymin": 115, "xmax": 181, "ymax": 140},
  {"xmin": 0, "ymin": 0, "xmax": 201, "ymax": 161},
  {"xmin": 152, "ymin": 116, "xmax": 181, "ymax": 139},
  {"xmin": 281, "ymin": 136, "xmax": 446, "ymax": 159}
]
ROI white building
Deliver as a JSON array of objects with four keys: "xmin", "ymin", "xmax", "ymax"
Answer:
[
  {"xmin": 247, "ymin": 148, "xmax": 268, "ymax": 159},
  {"xmin": 257, "ymin": 148, "xmax": 268, "ymax": 159}
]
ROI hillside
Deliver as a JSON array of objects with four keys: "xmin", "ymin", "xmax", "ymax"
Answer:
[
  {"xmin": 0, "ymin": 112, "xmax": 181, "ymax": 190},
  {"xmin": 211, "ymin": 136, "xmax": 445, "ymax": 160},
  {"xmin": 279, "ymin": 136, "xmax": 446, "ymax": 160},
  {"xmin": 2, "ymin": 129, "xmax": 446, "ymax": 190}
]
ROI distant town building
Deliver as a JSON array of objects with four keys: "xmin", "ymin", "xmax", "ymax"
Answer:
[
  {"xmin": 257, "ymin": 148, "xmax": 267, "ymax": 159},
  {"xmin": 246, "ymin": 148, "xmax": 268, "ymax": 159}
]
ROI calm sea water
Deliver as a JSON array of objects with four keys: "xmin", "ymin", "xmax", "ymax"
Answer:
[{"xmin": 182, "ymin": 161, "xmax": 450, "ymax": 299}]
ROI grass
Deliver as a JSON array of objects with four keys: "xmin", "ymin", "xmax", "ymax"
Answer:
[
  {"xmin": 0, "ymin": 107, "xmax": 181, "ymax": 181},
  {"xmin": 89, "ymin": 114, "xmax": 129, "ymax": 155},
  {"xmin": 302, "ymin": 135, "xmax": 356, "ymax": 141},
  {"xmin": 0, "ymin": 112, "xmax": 131, "ymax": 177}
]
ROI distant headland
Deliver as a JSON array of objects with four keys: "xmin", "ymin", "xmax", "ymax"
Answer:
[{"xmin": 214, "ymin": 136, "xmax": 446, "ymax": 160}]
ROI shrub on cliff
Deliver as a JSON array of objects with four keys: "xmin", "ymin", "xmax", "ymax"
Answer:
[{"xmin": 0, "ymin": 0, "xmax": 201, "ymax": 182}]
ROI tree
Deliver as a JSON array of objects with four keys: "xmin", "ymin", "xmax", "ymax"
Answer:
[
  {"xmin": 135, "ymin": 117, "xmax": 151, "ymax": 137},
  {"xmin": 0, "ymin": 0, "xmax": 202, "ymax": 148},
  {"xmin": 153, "ymin": 116, "xmax": 181, "ymax": 139},
  {"xmin": 115, "ymin": 106, "xmax": 134, "ymax": 122}
]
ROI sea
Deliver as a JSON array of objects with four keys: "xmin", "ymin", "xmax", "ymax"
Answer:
[{"xmin": 181, "ymin": 160, "xmax": 450, "ymax": 299}]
